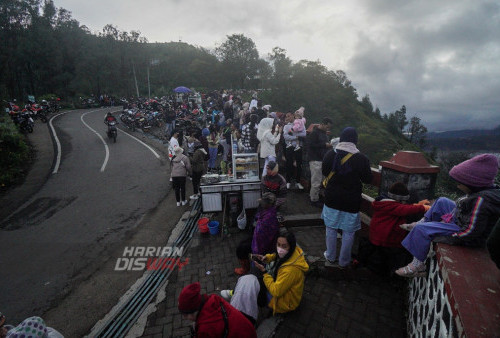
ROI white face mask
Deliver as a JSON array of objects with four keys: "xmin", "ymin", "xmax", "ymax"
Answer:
[{"xmin": 277, "ymin": 246, "xmax": 288, "ymax": 258}]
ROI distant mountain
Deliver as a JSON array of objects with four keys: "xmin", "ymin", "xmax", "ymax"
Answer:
[{"xmin": 425, "ymin": 126, "xmax": 500, "ymax": 151}]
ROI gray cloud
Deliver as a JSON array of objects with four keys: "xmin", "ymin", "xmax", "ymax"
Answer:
[{"xmin": 55, "ymin": 0, "xmax": 500, "ymax": 131}]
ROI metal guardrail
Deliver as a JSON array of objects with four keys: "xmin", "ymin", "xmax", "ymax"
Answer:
[{"xmin": 92, "ymin": 198, "xmax": 201, "ymax": 337}]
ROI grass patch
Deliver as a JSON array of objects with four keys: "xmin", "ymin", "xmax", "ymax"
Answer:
[{"xmin": 0, "ymin": 114, "xmax": 33, "ymax": 191}]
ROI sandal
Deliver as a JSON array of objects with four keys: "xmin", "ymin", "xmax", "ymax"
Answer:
[{"xmin": 395, "ymin": 263, "xmax": 426, "ymax": 278}]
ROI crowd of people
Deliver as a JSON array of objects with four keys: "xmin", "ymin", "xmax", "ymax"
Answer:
[{"xmin": 167, "ymin": 92, "xmax": 500, "ymax": 337}]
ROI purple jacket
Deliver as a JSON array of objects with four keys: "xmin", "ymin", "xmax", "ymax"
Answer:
[{"xmin": 251, "ymin": 207, "xmax": 280, "ymax": 255}]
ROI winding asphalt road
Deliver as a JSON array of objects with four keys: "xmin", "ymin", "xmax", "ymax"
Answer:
[{"xmin": 0, "ymin": 108, "xmax": 168, "ymax": 325}]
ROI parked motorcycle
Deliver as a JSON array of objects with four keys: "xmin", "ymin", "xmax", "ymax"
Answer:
[{"xmin": 14, "ymin": 111, "xmax": 35, "ymax": 133}]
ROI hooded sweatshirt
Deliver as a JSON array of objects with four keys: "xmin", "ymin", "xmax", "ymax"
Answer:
[
  {"xmin": 370, "ymin": 199, "xmax": 426, "ymax": 248},
  {"xmin": 170, "ymin": 153, "xmax": 192, "ymax": 178},
  {"xmin": 449, "ymin": 186, "xmax": 500, "ymax": 247},
  {"xmin": 195, "ymin": 294, "xmax": 256, "ymax": 338},
  {"xmin": 263, "ymin": 246, "xmax": 309, "ymax": 314}
]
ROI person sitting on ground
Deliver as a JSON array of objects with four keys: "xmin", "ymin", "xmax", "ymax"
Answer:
[
  {"xmin": 233, "ymin": 192, "xmax": 280, "ymax": 276},
  {"xmin": 252, "ymin": 229, "xmax": 309, "ymax": 315},
  {"xmin": 220, "ymin": 274, "xmax": 260, "ymax": 325},
  {"xmin": 362, "ymin": 182, "xmax": 430, "ymax": 275},
  {"xmin": 252, "ymin": 192, "xmax": 280, "ymax": 256},
  {"xmin": 395, "ymin": 154, "xmax": 500, "ymax": 277},
  {"xmin": 178, "ymin": 282, "xmax": 256, "ymax": 338},
  {"xmin": 261, "ymin": 161, "xmax": 287, "ymax": 210}
]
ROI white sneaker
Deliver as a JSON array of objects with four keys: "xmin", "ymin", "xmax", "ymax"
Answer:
[
  {"xmin": 190, "ymin": 194, "xmax": 199, "ymax": 200},
  {"xmin": 176, "ymin": 202, "xmax": 181, "ymax": 207},
  {"xmin": 220, "ymin": 289, "xmax": 233, "ymax": 301},
  {"xmin": 286, "ymin": 183, "xmax": 291, "ymax": 189},
  {"xmin": 182, "ymin": 200, "xmax": 187, "ymax": 206},
  {"xmin": 296, "ymin": 182, "xmax": 304, "ymax": 190}
]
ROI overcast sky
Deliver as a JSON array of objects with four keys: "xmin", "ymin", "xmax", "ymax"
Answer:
[{"xmin": 54, "ymin": 0, "xmax": 500, "ymax": 131}]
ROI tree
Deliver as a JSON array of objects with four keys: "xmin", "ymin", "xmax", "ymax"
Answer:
[
  {"xmin": 394, "ymin": 105, "xmax": 408, "ymax": 134},
  {"xmin": 215, "ymin": 34, "xmax": 259, "ymax": 88},
  {"xmin": 407, "ymin": 116, "xmax": 427, "ymax": 147}
]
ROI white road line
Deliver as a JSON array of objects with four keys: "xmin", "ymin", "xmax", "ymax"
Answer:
[
  {"xmin": 49, "ymin": 110, "xmax": 75, "ymax": 174},
  {"xmin": 81, "ymin": 111, "xmax": 109, "ymax": 172},
  {"xmin": 118, "ymin": 129, "xmax": 161, "ymax": 159}
]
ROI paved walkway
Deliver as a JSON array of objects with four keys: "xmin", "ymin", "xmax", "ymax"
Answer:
[{"xmin": 140, "ymin": 200, "xmax": 408, "ymax": 337}]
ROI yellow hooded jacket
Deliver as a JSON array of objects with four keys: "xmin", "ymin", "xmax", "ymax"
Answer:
[{"xmin": 263, "ymin": 246, "xmax": 309, "ymax": 314}]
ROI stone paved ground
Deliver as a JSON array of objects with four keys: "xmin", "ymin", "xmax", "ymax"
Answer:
[{"xmin": 140, "ymin": 221, "xmax": 408, "ymax": 338}]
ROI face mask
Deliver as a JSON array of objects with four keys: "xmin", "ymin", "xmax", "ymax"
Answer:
[{"xmin": 277, "ymin": 246, "xmax": 288, "ymax": 258}]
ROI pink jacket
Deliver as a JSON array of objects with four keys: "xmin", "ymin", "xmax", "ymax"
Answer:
[{"xmin": 292, "ymin": 117, "xmax": 306, "ymax": 133}]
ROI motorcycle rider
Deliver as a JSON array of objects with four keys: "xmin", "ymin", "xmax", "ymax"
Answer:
[{"xmin": 104, "ymin": 112, "xmax": 118, "ymax": 137}]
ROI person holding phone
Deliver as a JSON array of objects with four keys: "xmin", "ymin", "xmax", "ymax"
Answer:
[{"xmin": 253, "ymin": 230, "xmax": 309, "ymax": 315}]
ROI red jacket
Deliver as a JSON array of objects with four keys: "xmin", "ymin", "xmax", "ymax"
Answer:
[
  {"xmin": 195, "ymin": 294, "xmax": 256, "ymax": 338},
  {"xmin": 369, "ymin": 199, "xmax": 426, "ymax": 248}
]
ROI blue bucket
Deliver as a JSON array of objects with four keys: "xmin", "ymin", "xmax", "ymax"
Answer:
[{"xmin": 208, "ymin": 221, "xmax": 220, "ymax": 235}]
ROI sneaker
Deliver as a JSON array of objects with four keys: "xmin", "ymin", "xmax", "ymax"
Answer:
[
  {"xmin": 323, "ymin": 252, "xmax": 337, "ymax": 267},
  {"xmin": 220, "ymin": 289, "xmax": 234, "ymax": 301},
  {"xmin": 286, "ymin": 183, "xmax": 291, "ymax": 189},
  {"xmin": 286, "ymin": 144, "xmax": 293, "ymax": 149},
  {"xmin": 181, "ymin": 200, "xmax": 187, "ymax": 206},
  {"xmin": 296, "ymin": 182, "xmax": 304, "ymax": 190},
  {"xmin": 176, "ymin": 202, "xmax": 181, "ymax": 207},
  {"xmin": 294, "ymin": 145, "xmax": 301, "ymax": 151},
  {"xmin": 190, "ymin": 194, "xmax": 199, "ymax": 200}
]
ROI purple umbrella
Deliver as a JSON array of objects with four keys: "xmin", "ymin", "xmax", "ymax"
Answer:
[{"xmin": 173, "ymin": 86, "xmax": 192, "ymax": 93}]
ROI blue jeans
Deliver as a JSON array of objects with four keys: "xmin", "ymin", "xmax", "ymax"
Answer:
[
  {"xmin": 325, "ymin": 227, "xmax": 356, "ymax": 267},
  {"xmin": 208, "ymin": 147, "xmax": 218, "ymax": 169},
  {"xmin": 402, "ymin": 197, "xmax": 460, "ymax": 261}
]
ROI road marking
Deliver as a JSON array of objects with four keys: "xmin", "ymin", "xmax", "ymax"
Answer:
[
  {"xmin": 49, "ymin": 110, "xmax": 75, "ymax": 174},
  {"xmin": 81, "ymin": 111, "xmax": 109, "ymax": 172},
  {"xmin": 118, "ymin": 129, "xmax": 161, "ymax": 159}
]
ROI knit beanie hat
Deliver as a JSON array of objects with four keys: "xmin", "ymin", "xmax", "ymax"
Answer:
[
  {"xmin": 178, "ymin": 282, "xmax": 202, "ymax": 314},
  {"xmin": 175, "ymin": 147, "xmax": 184, "ymax": 155},
  {"xmin": 340, "ymin": 127, "xmax": 358, "ymax": 145},
  {"xmin": 449, "ymin": 154, "xmax": 499, "ymax": 188},
  {"xmin": 202, "ymin": 128, "xmax": 210, "ymax": 137},
  {"xmin": 387, "ymin": 182, "xmax": 410, "ymax": 201}
]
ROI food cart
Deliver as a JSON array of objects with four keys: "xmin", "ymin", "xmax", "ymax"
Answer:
[{"xmin": 199, "ymin": 138, "xmax": 261, "ymax": 214}]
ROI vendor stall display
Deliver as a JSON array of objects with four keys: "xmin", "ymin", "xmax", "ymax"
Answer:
[{"xmin": 200, "ymin": 137, "xmax": 261, "ymax": 214}]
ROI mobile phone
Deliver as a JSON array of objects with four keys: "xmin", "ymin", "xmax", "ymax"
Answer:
[{"xmin": 250, "ymin": 254, "xmax": 264, "ymax": 266}]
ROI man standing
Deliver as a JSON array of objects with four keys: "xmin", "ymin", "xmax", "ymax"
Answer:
[
  {"xmin": 178, "ymin": 282, "xmax": 256, "ymax": 337},
  {"xmin": 307, "ymin": 117, "xmax": 333, "ymax": 207}
]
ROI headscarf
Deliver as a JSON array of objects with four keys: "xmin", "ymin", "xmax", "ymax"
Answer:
[
  {"xmin": 332, "ymin": 127, "xmax": 359, "ymax": 175},
  {"xmin": 257, "ymin": 117, "xmax": 274, "ymax": 141}
]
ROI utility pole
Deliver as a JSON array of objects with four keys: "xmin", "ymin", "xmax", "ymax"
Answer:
[
  {"xmin": 147, "ymin": 64, "xmax": 150, "ymax": 99},
  {"xmin": 132, "ymin": 62, "xmax": 140, "ymax": 98}
]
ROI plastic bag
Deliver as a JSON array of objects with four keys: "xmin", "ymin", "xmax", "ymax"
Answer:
[{"xmin": 237, "ymin": 208, "xmax": 247, "ymax": 230}]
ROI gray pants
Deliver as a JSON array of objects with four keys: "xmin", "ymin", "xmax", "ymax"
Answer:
[{"xmin": 309, "ymin": 161, "xmax": 322, "ymax": 202}]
